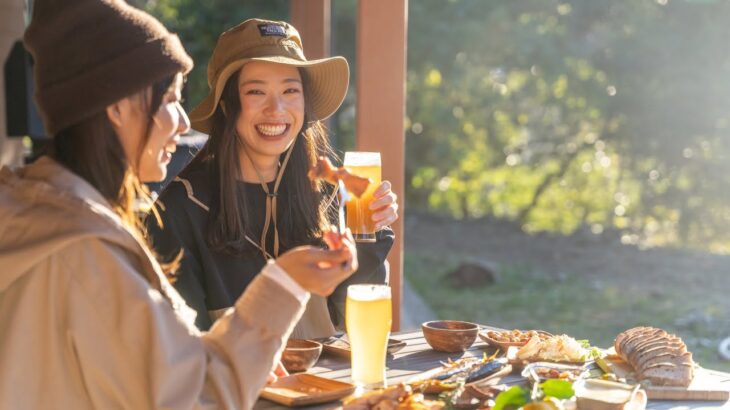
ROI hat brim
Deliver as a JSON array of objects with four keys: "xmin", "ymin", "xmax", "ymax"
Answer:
[{"xmin": 190, "ymin": 56, "xmax": 349, "ymax": 135}]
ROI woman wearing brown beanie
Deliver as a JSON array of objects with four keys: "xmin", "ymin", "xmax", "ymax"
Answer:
[
  {"xmin": 146, "ymin": 18, "xmax": 399, "ymax": 338},
  {"xmin": 0, "ymin": 1, "xmax": 357, "ymax": 409}
]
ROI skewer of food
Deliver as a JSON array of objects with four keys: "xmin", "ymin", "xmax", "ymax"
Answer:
[
  {"xmin": 308, "ymin": 157, "xmax": 372, "ymax": 251},
  {"xmin": 309, "ymin": 156, "xmax": 371, "ymax": 198}
]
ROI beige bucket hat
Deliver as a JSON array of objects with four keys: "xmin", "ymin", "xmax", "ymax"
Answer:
[{"xmin": 190, "ymin": 18, "xmax": 350, "ymax": 134}]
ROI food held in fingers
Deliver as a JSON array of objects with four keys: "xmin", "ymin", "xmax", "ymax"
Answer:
[
  {"xmin": 309, "ymin": 156, "xmax": 371, "ymax": 197},
  {"xmin": 323, "ymin": 226, "xmax": 344, "ymax": 250}
]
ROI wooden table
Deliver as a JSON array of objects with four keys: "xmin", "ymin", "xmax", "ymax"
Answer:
[{"xmin": 254, "ymin": 330, "xmax": 730, "ymax": 410}]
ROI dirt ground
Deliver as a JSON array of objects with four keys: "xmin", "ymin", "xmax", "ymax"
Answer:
[{"xmin": 404, "ymin": 211, "xmax": 730, "ymax": 369}]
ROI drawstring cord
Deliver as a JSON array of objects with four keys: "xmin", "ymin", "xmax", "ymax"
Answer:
[{"xmin": 241, "ymin": 136, "xmax": 297, "ymax": 259}]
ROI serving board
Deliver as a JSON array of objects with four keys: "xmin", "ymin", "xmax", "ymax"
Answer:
[
  {"xmin": 606, "ymin": 357, "xmax": 730, "ymax": 401},
  {"xmin": 260, "ymin": 374, "xmax": 355, "ymax": 407},
  {"xmin": 317, "ymin": 335, "xmax": 406, "ymax": 358}
]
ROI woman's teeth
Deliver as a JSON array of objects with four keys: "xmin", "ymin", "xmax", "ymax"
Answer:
[{"xmin": 256, "ymin": 124, "xmax": 287, "ymax": 136}]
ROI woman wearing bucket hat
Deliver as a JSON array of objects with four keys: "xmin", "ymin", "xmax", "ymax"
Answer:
[
  {"xmin": 0, "ymin": 2, "xmax": 357, "ymax": 409},
  {"xmin": 146, "ymin": 18, "xmax": 398, "ymax": 336}
]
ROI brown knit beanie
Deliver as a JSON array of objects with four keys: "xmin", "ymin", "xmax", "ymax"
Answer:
[{"xmin": 23, "ymin": 0, "xmax": 193, "ymax": 136}]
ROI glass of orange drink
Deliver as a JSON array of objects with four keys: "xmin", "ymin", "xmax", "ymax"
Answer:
[{"xmin": 343, "ymin": 152, "xmax": 381, "ymax": 242}]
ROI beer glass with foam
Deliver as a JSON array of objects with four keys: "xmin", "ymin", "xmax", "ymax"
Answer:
[
  {"xmin": 346, "ymin": 284, "xmax": 392, "ymax": 388},
  {"xmin": 343, "ymin": 152, "xmax": 381, "ymax": 242}
]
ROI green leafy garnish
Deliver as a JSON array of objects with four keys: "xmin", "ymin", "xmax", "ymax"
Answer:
[
  {"xmin": 589, "ymin": 346, "xmax": 604, "ymax": 359},
  {"xmin": 576, "ymin": 340, "xmax": 604, "ymax": 361},
  {"xmin": 540, "ymin": 379, "xmax": 575, "ymax": 399},
  {"xmin": 492, "ymin": 386, "xmax": 530, "ymax": 410}
]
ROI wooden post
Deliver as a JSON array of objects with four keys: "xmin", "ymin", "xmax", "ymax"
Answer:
[
  {"xmin": 0, "ymin": 0, "xmax": 26, "ymax": 167},
  {"xmin": 356, "ymin": 0, "xmax": 408, "ymax": 330},
  {"xmin": 289, "ymin": 0, "xmax": 331, "ymax": 60}
]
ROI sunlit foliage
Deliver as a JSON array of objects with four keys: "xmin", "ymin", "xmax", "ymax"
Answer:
[{"xmin": 406, "ymin": 0, "xmax": 730, "ymax": 252}]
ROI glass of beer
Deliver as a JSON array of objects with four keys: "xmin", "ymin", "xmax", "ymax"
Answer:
[
  {"xmin": 343, "ymin": 152, "xmax": 381, "ymax": 242},
  {"xmin": 346, "ymin": 284, "xmax": 392, "ymax": 389}
]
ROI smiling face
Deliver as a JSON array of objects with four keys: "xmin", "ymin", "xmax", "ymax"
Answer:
[
  {"xmin": 114, "ymin": 72, "xmax": 190, "ymax": 182},
  {"xmin": 138, "ymin": 73, "xmax": 189, "ymax": 182},
  {"xmin": 235, "ymin": 61, "xmax": 305, "ymax": 170}
]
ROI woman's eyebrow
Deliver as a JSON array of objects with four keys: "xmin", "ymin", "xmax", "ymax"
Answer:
[{"xmin": 240, "ymin": 78, "xmax": 302, "ymax": 87}]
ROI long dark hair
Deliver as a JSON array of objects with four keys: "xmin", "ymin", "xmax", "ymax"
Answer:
[
  {"xmin": 187, "ymin": 68, "xmax": 335, "ymax": 255},
  {"xmin": 52, "ymin": 75, "xmax": 176, "ymax": 268}
]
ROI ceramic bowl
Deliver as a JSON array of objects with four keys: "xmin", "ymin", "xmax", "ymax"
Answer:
[
  {"xmin": 422, "ymin": 320, "xmax": 479, "ymax": 353},
  {"xmin": 281, "ymin": 339, "xmax": 323, "ymax": 373}
]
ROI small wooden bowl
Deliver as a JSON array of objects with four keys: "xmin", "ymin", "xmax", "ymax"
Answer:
[
  {"xmin": 281, "ymin": 339, "xmax": 323, "ymax": 373},
  {"xmin": 422, "ymin": 320, "xmax": 479, "ymax": 352}
]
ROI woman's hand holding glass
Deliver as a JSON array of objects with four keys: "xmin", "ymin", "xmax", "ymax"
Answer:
[
  {"xmin": 369, "ymin": 181, "xmax": 399, "ymax": 231},
  {"xmin": 276, "ymin": 230, "xmax": 358, "ymax": 297}
]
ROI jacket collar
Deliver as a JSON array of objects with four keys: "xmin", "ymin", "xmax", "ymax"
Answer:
[{"xmin": 19, "ymin": 156, "xmax": 113, "ymax": 211}]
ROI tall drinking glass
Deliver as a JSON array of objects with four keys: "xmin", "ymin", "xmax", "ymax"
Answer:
[
  {"xmin": 346, "ymin": 284, "xmax": 392, "ymax": 389},
  {"xmin": 343, "ymin": 152, "xmax": 381, "ymax": 243}
]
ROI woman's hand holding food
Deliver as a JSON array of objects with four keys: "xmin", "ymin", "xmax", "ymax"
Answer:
[{"xmin": 276, "ymin": 230, "xmax": 358, "ymax": 297}]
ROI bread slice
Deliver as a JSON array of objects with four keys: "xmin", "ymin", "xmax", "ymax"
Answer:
[
  {"xmin": 631, "ymin": 339, "xmax": 686, "ymax": 362},
  {"xmin": 636, "ymin": 351, "xmax": 693, "ymax": 372},
  {"xmin": 622, "ymin": 328, "xmax": 668, "ymax": 358},
  {"xmin": 628, "ymin": 338, "xmax": 685, "ymax": 364},
  {"xmin": 640, "ymin": 362, "xmax": 694, "ymax": 387},
  {"xmin": 615, "ymin": 327, "xmax": 650, "ymax": 356}
]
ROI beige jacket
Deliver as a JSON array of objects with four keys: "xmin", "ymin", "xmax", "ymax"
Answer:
[{"xmin": 0, "ymin": 157, "xmax": 306, "ymax": 410}]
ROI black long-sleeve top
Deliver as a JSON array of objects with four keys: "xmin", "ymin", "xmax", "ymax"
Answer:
[{"xmin": 146, "ymin": 164, "xmax": 394, "ymax": 333}]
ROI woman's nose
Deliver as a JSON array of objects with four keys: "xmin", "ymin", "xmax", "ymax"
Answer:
[
  {"xmin": 264, "ymin": 94, "xmax": 284, "ymax": 113},
  {"xmin": 177, "ymin": 102, "xmax": 191, "ymax": 134}
]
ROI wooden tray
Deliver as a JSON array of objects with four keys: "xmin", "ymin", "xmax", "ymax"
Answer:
[
  {"xmin": 318, "ymin": 335, "xmax": 406, "ymax": 358},
  {"xmin": 606, "ymin": 357, "xmax": 730, "ymax": 401},
  {"xmin": 478, "ymin": 329, "xmax": 552, "ymax": 350},
  {"xmin": 260, "ymin": 374, "xmax": 356, "ymax": 407}
]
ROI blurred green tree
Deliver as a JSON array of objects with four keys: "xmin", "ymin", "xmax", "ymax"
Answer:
[{"xmin": 406, "ymin": 0, "xmax": 730, "ymax": 252}]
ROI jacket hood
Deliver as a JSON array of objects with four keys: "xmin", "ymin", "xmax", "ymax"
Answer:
[{"xmin": 0, "ymin": 157, "xmax": 138, "ymax": 291}]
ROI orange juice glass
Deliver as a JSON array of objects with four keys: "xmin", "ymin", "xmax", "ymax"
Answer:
[{"xmin": 343, "ymin": 152, "xmax": 381, "ymax": 242}]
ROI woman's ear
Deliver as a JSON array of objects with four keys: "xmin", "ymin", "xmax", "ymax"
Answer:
[{"xmin": 106, "ymin": 100, "xmax": 125, "ymax": 128}]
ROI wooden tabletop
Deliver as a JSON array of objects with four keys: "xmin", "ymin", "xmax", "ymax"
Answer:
[{"xmin": 254, "ymin": 330, "xmax": 730, "ymax": 410}]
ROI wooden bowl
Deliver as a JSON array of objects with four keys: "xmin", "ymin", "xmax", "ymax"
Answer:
[
  {"xmin": 281, "ymin": 339, "xmax": 323, "ymax": 373},
  {"xmin": 422, "ymin": 320, "xmax": 479, "ymax": 352}
]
